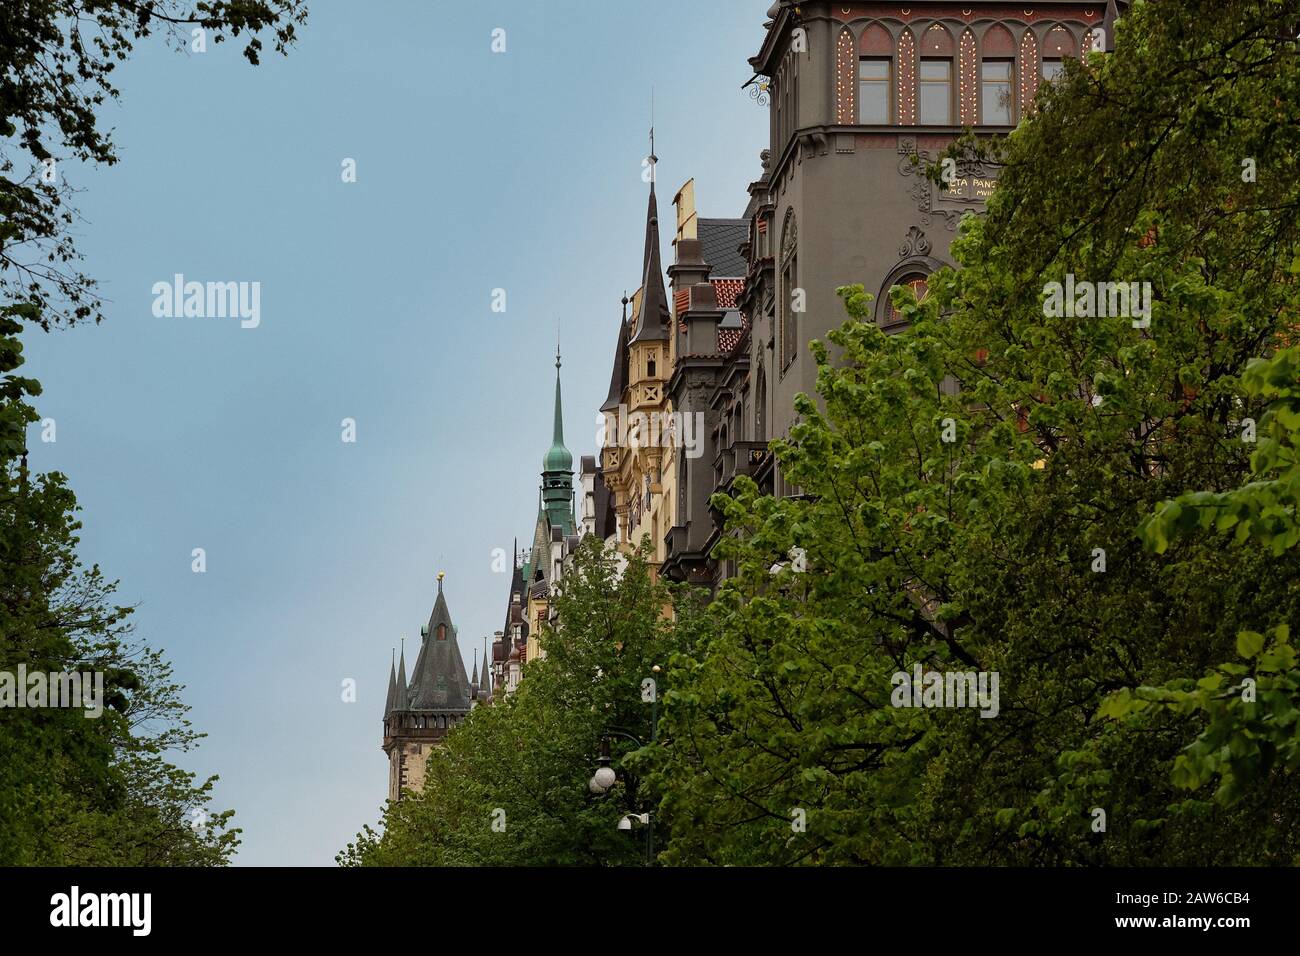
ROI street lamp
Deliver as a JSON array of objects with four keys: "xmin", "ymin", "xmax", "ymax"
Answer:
[
  {"xmin": 588, "ymin": 668, "xmax": 661, "ymax": 864},
  {"xmin": 589, "ymin": 737, "xmax": 617, "ymax": 794}
]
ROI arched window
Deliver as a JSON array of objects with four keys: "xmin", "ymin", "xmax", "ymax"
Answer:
[
  {"xmin": 981, "ymin": 24, "xmax": 1016, "ymax": 124},
  {"xmin": 1041, "ymin": 25, "xmax": 1077, "ymax": 83},
  {"xmin": 886, "ymin": 274, "xmax": 930, "ymax": 331},
  {"xmin": 779, "ymin": 209, "xmax": 798, "ymax": 372},
  {"xmin": 857, "ymin": 24, "xmax": 893, "ymax": 123},
  {"xmin": 918, "ymin": 24, "xmax": 954, "ymax": 124},
  {"xmin": 437, "ymin": 623, "xmax": 446, "ymax": 641},
  {"xmin": 755, "ymin": 368, "xmax": 767, "ymax": 440}
]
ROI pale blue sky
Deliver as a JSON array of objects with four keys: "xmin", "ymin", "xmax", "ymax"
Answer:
[{"xmin": 22, "ymin": 1, "xmax": 768, "ymax": 864}]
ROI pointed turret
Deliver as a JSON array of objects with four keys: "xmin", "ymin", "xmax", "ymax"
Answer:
[
  {"xmin": 600, "ymin": 294, "xmax": 631, "ymax": 414},
  {"xmin": 407, "ymin": 572, "xmax": 474, "ymax": 712},
  {"xmin": 481, "ymin": 647, "xmax": 492, "ymax": 702},
  {"xmin": 384, "ymin": 650, "xmax": 397, "ymax": 717},
  {"xmin": 470, "ymin": 656, "xmax": 480, "ymax": 701},
  {"xmin": 394, "ymin": 642, "xmax": 409, "ymax": 711},
  {"xmin": 629, "ymin": 177, "xmax": 672, "ymax": 345}
]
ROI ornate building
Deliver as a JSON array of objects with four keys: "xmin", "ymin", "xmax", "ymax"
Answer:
[
  {"xmin": 661, "ymin": 0, "xmax": 1120, "ymax": 589},
  {"xmin": 382, "ymin": 573, "xmax": 490, "ymax": 802},
  {"xmin": 598, "ymin": 173, "xmax": 677, "ymax": 570}
]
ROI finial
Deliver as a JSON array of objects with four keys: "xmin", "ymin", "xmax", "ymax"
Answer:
[
  {"xmin": 437, "ymin": 570, "xmax": 445, "ymax": 592},
  {"xmin": 556, "ymin": 321, "xmax": 562, "ymax": 370}
]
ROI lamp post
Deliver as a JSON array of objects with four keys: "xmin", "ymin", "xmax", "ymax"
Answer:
[{"xmin": 588, "ymin": 666, "xmax": 660, "ymax": 865}]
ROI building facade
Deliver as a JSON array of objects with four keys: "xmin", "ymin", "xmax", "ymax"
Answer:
[{"xmin": 661, "ymin": 0, "xmax": 1118, "ymax": 589}]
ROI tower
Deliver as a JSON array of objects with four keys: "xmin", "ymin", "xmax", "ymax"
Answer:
[
  {"xmin": 598, "ymin": 160, "xmax": 677, "ymax": 569},
  {"xmin": 382, "ymin": 572, "xmax": 474, "ymax": 802},
  {"xmin": 540, "ymin": 345, "xmax": 575, "ymax": 536}
]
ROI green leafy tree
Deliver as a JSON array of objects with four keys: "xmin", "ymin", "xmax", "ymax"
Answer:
[
  {"xmin": 649, "ymin": 0, "xmax": 1300, "ymax": 865},
  {"xmin": 0, "ymin": 0, "xmax": 306, "ymax": 864}
]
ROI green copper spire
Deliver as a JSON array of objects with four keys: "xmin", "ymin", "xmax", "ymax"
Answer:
[
  {"xmin": 540, "ymin": 344, "xmax": 575, "ymax": 534},
  {"xmin": 542, "ymin": 344, "xmax": 573, "ymax": 474}
]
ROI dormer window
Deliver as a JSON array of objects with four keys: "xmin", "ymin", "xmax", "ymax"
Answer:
[{"xmin": 437, "ymin": 624, "xmax": 446, "ymax": 641}]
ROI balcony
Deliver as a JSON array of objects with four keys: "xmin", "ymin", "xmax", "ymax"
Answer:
[{"xmin": 712, "ymin": 441, "xmax": 769, "ymax": 493}]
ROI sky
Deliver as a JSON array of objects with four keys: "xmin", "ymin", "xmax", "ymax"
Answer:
[{"xmin": 21, "ymin": 1, "xmax": 770, "ymax": 865}]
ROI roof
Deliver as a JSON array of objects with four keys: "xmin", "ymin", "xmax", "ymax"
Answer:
[
  {"xmin": 719, "ymin": 311, "xmax": 750, "ymax": 354},
  {"xmin": 698, "ymin": 219, "xmax": 748, "ymax": 277},
  {"xmin": 542, "ymin": 350, "xmax": 573, "ymax": 474},
  {"xmin": 404, "ymin": 580, "xmax": 473, "ymax": 713},
  {"xmin": 629, "ymin": 183, "xmax": 672, "ymax": 345},
  {"xmin": 600, "ymin": 298, "xmax": 631, "ymax": 413}
]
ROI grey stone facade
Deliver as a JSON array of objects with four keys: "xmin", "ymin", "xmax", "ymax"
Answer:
[{"xmin": 662, "ymin": 0, "xmax": 1119, "ymax": 588}]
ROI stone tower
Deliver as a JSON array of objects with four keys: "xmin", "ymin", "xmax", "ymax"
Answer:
[{"xmin": 382, "ymin": 573, "xmax": 474, "ymax": 802}]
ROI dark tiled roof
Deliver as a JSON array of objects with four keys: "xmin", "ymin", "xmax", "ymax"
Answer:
[
  {"xmin": 406, "ymin": 583, "xmax": 473, "ymax": 713},
  {"xmin": 699, "ymin": 218, "xmax": 748, "ymax": 278},
  {"xmin": 630, "ymin": 185, "xmax": 672, "ymax": 345},
  {"xmin": 600, "ymin": 306, "xmax": 630, "ymax": 413}
]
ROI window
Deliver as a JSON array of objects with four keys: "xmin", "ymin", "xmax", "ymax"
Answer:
[
  {"xmin": 780, "ymin": 210, "xmax": 798, "ymax": 372},
  {"xmin": 647, "ymin": 356, "xmax": 656, "ymax": 378},
  {"xmin": 781, "ymin": 251, "xmax": 798, "ymax": 369},
  {"xmin": 981, "ymin": 60, "xmax": 1013, "ymax": 124},
  {"xmin": 918, "ymin": 60, "xmax": 952, "ymax": 124},
  {"xmin": 858, "ymin": 58, "xmax": 891, "ymax": 123},
  {"xmin": 888, "ymin": 274, "xmax": 930, "ymax": 329},
  {"xmin": 1041, "ymin": 58, "xmax": 1064, "ymax": 83},
  {"xmin": 437, "ymin": 624, "xmax": 446, "ymax": 641}
]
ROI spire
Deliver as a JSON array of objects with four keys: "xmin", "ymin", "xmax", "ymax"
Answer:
[
  {"xmin": 601, "ymin": 294, "xmax": 631, "ymax": 414},
  {"xmin": 481, "ymin": 646, "xmax": 492, "ymax": 701},
  {"xmin": 541, "ymin": 350, "xmax": 575, "ymax": 534},
  {"xmin": 394, "ymin": 641, "xmax": 409, "ymax": 711},
  {"xmin": 384, "ymin": 649, "xmax": 397, "ymax": 717},
  {"xmin": 630, "ymin": 165, "xmax": 672, "ymax": 345},
  {"xmin": 552, "ymin": 343, "xmax": 565, "ymax": 448},
  {"xmin": 470, "ymin": 656, "xmax": 480, "ymax": 700},
  {"xmin": 407, "ymin": 580, "xmax": 474, "ymax": 712}
]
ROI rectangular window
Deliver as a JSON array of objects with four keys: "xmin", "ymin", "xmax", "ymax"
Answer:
[
  {"xmin": 781, "ymin": 254, "xmax": 798, "ymax": 371},
  {"xmin": 918, "ymin": 59, "xmax": 952, "ymax": 124},
  {"xmin": 981, "ymin": 60, "xmax": 1013, "ymax": 124},
  {"xmin": 858, "ymin": 58, "xmax": 891, "ymax": 123},
  {"xmin": 1041, "ymin": 58, "xmax": 1064, "ymax": 83}
]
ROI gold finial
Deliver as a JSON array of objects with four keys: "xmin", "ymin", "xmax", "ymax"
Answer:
[{"xmin": 437, "ymin": 570, "xmax": 445, "ymax": 581}]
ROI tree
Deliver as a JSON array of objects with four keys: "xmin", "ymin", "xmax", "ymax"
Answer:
[
  {"xmin": 0, "ymin": 0, "xmax": 306, "ymax": 329},
  {"xmin": 0, "ymin": 0, "xmax": 306, "ymax": 865},
  {"xmin": 649, "ymin": 0, "xmax": 1300, "ymax": 865}
]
